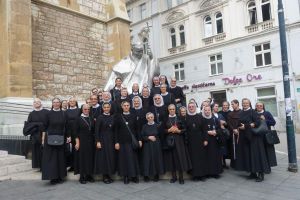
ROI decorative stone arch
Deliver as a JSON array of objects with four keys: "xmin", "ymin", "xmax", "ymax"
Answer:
[
  {"xmin": 199, "ymin": 0, "xmax": 224, "ymax": 11},
  {"xmin": 166, "ymin": 10, "xmax": 186, "ymax": 24}
]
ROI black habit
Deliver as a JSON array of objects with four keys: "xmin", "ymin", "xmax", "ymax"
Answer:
[
  {"xmin": 27, "ymin": 109, "xmax": 49, "ymax": 169},
  {"xmin": 42, "ymin": 110, "xmax": 67, "ymax": 180},
  {"xmin": 114, "ymin": 113, "xmax": 140, "ymax": 177},
  {"xmin": 94, "ymin": 114, "xmax": 116, "ymax": 176},
  {"xmin": 73, "ymin": 115, "xmax": 95, "ymax": 176}
]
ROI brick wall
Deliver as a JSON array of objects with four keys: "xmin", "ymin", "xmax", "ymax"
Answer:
[{"xmin": 31, "ymin": 2, "xmax": 109, "ymax": 100}]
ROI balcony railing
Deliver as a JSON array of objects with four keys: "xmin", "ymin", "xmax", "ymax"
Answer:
[
  {"xmin": 168, "ymin": 44, "xmax": 186, "ymax": 55},
  {"xmin": 202, "ymin": 32, "xmax": 226, "ymax": 46},
  {"xmin": 246, "ymin": 20, "xmax": 274, "ymax": 34}
]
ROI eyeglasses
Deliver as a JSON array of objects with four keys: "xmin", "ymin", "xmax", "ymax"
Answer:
[{"xmin": 154, "ymin": 98, "xmax": 160, "ymax": 100}]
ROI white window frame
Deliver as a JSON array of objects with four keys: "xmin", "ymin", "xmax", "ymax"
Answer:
[
  {"xmin": 140, "ymin": 3, "xmax": 146, "ymax": 20},
  {"xmin": 170, "ymin": 27, "xmax": 177, "ymax": 48},
  {"xmin": 248, "ymin": 1, "xmax": 258, "ymax": 25},
  {"xmin": 179, "ymin": 25, "xmax": 185, "ymax": 45},
  {"xmin": 204, "ymin": 15, "xmax": 213, "ymax": 38},
  {"xmin": 261, "ymin": 0, "xmax": 271, "ymax": 22},
  {"xmin": 209, "ymin": 53, "xmax": 223, "ymax": 76},
  {"xmin": 215, "ymin": 12, "xmax": 223, "ymax": 34},
  {"xmin": 174, "ymin": 62, "xmax": 185, "ymax": 81},
  {"xmin": 254, "ymin": 42, "xmax": 272, "ymax": 68},
  {"xmin": 256, "ymin": 86, "xmax": 278, "ymax": 117}
]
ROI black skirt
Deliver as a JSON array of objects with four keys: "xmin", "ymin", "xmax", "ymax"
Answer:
[
  {"xmin": 142, "ymin": 140, "xmax": 164, "ymax": 176},
  {"xmin": 31, "ymin": 141, "xmax": 42, "ymax": 169},
  {"xmin": 94, "ymin": 133, "xmax": 116, "ymax": 175},
  {"xmin": 250, "ymin": 135, "xmax": 269, "ymax": 173},
  {"xmin": 42, "ymin": 136, "xmax": 67, "ymax": 180},
  {"xmin": 74, "ymin": 135, "xmax": 95, "ymax": 176},
  {"xmin": 117, "ymin": 144, "xmax": 140, "ymax": 177},
  {"xmin": 163, "ymin": 134, "xmax": 192, "ymax": 172}
]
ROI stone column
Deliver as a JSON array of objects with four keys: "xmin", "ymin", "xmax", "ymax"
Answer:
[
  {"xmin": 106, "ymin": 0, "xmax": 131, "ymax": 68},
  {"xmin": 0, "ymin": 0, "xmax": 32, "ymax": 98}
]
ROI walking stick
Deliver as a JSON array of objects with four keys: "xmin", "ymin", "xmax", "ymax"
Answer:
[{"xmin": 233, "ymin": 132, "xmax": 236, "ymax": 160}]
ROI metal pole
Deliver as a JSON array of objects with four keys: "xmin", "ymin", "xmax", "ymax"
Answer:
[{"xmin": 278, "ymin": 0, "xmax": 298, "ymax": 172}]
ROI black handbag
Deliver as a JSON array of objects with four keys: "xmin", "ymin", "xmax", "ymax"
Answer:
[
  {"xmin": 166, "ymin": 135, "xmax": 175, "ymax": 148},
  {"xmin": 265, "ymin": 129, "xmax": 280, "ymax": 145},
  {"xmin": 47, "ymin": 134, "xmax": 64, "ymax": 146},
  {"xmin": 121, "ymin": 115, "xmax": 139, "ymax": 150},
  {"xmin": 251, "ymin": 120, "xmax": 268, "ymax": 135}
]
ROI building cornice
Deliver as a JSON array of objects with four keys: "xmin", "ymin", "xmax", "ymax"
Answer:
[{"xmin": 158, "ymin": 22, "xmax": 300, "ymax": 62}]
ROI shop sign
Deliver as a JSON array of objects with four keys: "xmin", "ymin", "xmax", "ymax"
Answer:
[
  {"xmin": 181, "ymin": 82, "xmax": 215, "ymax": 91},
  {"xmin": 222, "ymin": 73, "xmax": 262, "ymax": 85}
]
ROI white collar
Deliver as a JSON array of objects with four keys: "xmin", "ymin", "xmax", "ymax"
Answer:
[
  {"xmin": 142, "ymin": 96, "xmax": 149, "ymax": 98},
  {"xmin": 34, "ymin": 107, "xmax": 43, "ymax": 111},
  {"xmin": 257, "ymin": 110, "xmax": 264, "ymax": 114},
  {"xmin": 161, "ymin": 92, "xmax": 169, "ymax": 96},
  {"xmin": 69, "ymin": 106, "xmax": 77, "ymax": 110},
  {"xmin": 103, "ymin": 112, "xmax": 110, "ymax": 116},
  {"xmin": 148, "ymin": 121, "xmax": 155, "ymax": 125},
  {"xmin": 114, "ymin": 87, "xmax": 121, "ymax": 90},
  {"xmin": 188, "ymin": 112, "xmax": 197, "ymax": 116},
  {"xmin": 169, "ymin": 114, "xmax": 176, "ymax": 118},
  {"xmin": 81, "ymin": 113, "xmax": 89, "ymax": 117},
  {"xmin": 243, "ymin": 107, "xmax": 251, "ymax": 111},
  {"xmin": 170, "ymin": 85, "xmax": 176, "ymax": 89},
  {"xmin": 92, "ymin": 104, "xmax": 100, "ymax": 108},
  {"xmin": 214, "ymin": 113, "xmax": 219, "ymax": 118},
  {"xmin": 202, "ymin": 114, "xmax": 212, "ymax": 119},
  {"xmin": 154, "ymin": 85, "xmax": 160, "ymax": 87},
  {"xmin": 121, "ymin": 96, "xmax": 127, "ymax": 99},
  {"xmin": 123, "ymin": 112, "xmax": 130, "ymax": 115},
  {"xmin": 132, "ymin": 92, "xmax": 139, "ymax": 95},
  {"xmin": 53, "ymin": 108, "xmax": 61, "ymax": 112}
]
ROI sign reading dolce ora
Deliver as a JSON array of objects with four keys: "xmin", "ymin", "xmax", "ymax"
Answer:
[{"xmin": 222, "ymin": 74, "xmax": 263, "ymax": 85}]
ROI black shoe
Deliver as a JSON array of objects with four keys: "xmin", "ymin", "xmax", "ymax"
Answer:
[
  {"xmin": 179, "ymin": 178, "xmax": 184, "ymax": 184},
  {"xmin": 79, "ymin": 179, "xmax": 87, "ymax": 184},
  {"xmin": 198, "ymin": 176, "xmax": 206, "ymax": 182},
  {"xmin": 255, "ymin": 173, "xmax": 264, "ymax": 182},
  {"xmin": 50, "ymin": 179, "xmax": 58, "ymax": 185},
  {"xmin": 124, "ymin": 176, "xmax": 129, "ymax": 184},
  {"xmin": 103, "ymin": 176, "xmax": 113, "ymax": 184},
  {"xmin": 153, "ymin": 175, "xmax": 159, "ymax": 182},
  {"xmin": 144, "ymin": 176, "xmax": 150, "ymax": 182},
  {"xmin": 247, "ymin": 173, "xmax": 257, "ymax": 179},
  {"xmin": 131, "ymin": 177, "xmax": 139, "ymax": 183},
  {"xmin": 170, "ymin": 177, "xmax": 177, "ymax": 183},
  {"xmin": 192, "ymin": 177, "xmax": 200, "ymax": 182}
]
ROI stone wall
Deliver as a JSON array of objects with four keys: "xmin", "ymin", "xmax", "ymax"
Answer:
[{"xmin": 31, "ymin": 2, "xmax": 109, "ymax": 100}]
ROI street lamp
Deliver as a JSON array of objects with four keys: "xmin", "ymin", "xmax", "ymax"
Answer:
[{"xmin": 278, "ymin": 0, "xmax": 298, "ymax": 172}]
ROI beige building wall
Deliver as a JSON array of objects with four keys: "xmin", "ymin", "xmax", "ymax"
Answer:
[
  {"xmin": 0, "ymin": 0, "xmax": 131, "ymax": 100},
  {"xmin": 0, "ymin": 0, "xmax": 33, "ymax": 98}
]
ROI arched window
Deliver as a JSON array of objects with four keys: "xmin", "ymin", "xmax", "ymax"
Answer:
[
  {"xmin": 204, "ymin": 16, "xmax": 213, "ymax": 37},
  {"xmin": 170, "ymin": 28, "xmax": 176, "ymax": 48},
  {"xmin": 179, "ymin": 25, "xmax": 185, "ymax": 45},
  {"xmin": 143, "ymin": 38, "xmax": 148, "ymax": 54},
  {"xmin": 261, "ymin": 0, "xmax": 271, "ymax": 21},
  {"xmin": 215, "ymin": 12, "xmax": 223, "ymax": 34},
  {"xmin": 248, "ymin": 1, "xmax": 257, "ymax": 25}
]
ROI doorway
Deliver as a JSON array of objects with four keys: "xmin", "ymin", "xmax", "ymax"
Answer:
[{"xmin": 211, "ymin": 90, "xmax": 227, "ymax": 107}]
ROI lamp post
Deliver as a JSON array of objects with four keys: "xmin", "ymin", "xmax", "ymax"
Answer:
[{"xmin": 278, "ymin": 0, "xmax": 298, "ymax": 172}]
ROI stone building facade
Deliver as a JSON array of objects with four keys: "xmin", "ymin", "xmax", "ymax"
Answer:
[
  {"xmin": 0, "ymin": 0, "xmax": 131, "ymax": 137},
  {"xmin": 1, "ymin": 0, "xmax": 131, "ymax": 101}
]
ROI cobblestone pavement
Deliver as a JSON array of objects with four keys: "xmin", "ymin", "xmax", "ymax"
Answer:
[{"xmin": 0, "ymin": 133, "xmax": 299, "ymax": 200}]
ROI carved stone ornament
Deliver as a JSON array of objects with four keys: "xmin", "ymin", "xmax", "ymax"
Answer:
[
  {"xmin": 166, "ymin": 11, "xmax": 185, "ymax": 23},
  {"xmin": 200, "ymin": 0, "xmax": 222, "ymax": 10}
]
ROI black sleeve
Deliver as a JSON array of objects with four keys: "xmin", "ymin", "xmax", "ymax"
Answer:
[
  {"xmin": 95, "ymin": 116, "xmax": 102, "ymax": 143},
  {"xmin": 141, "ymin": 125, "xmax": 149, "ymax": 141},
  {"xmin": 27, "ymin": 112, "xmax": 33, "ymax": 122},
  {"xmin": 73, "ymin": 117, "xmax": 80, "ymax": 139},
  {"xmin": 114, "ymin": 114, "xmax": 120, "ymax": 143}
]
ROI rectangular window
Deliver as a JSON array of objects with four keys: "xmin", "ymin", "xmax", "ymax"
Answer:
[
  {"xmin": 257, "ymin": 87, "xmax": 278, "ymax": 117},
  {"xmin": 254, "ymin": 42, "xmax": 272, "ymax": 67},
  {"xmin": 174, "ymin": 63, "xmax": 185, "ymax": 81},
  {"xmin": 261, "ymin": 1, "xmax": 271, "ymax": 21},
  {"xmin": 209, "ymin": 53, "xmax": 223, "ymax": 75},
  {"xmin": 140, "ymin": 3, "xmax": 146, "ymax": 20}
]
